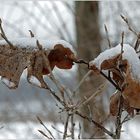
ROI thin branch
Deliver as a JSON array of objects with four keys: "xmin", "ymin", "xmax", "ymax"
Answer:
[
  {"xmin": 120, "ymin": 15, "xmax": 137, "ymax": 36},
  {"xmin": 114, "ymin": 95, "xmax": 124, "ymax": 139},
  {"xmin": 121, "ymin": 31, "xmax": 124, "ymax": 54},
  {"xmin": 100, "ymin": 71, "xmax": 121, "ymax": 91},
  {"xmin": 90, "ymin": 114, "xmax": 111, "ymax": 138},
  {"xmin": 75, "ymin": 83, "xmax": 105, "ymax": 110},
  {"xmin": 29, "ymin": 30, "xmax": 35, "ymax": 38},
  {"xmin": 34, "ymin": 34, "xmax": 119, "ymax": 139},
  {"xmin": 0, "ymin": 19, "xmax": 15, "ymax": 49},
  {"xmin": 121, "ymin": 114, "xmax": 131, "ymax": 124},
  {"xmin": 51, "ymin": 125, "xmax": 64, "ymax": 134},
  {"xmin": 75, "ymin": 111, "xmax": 115, "ymax": 138},
  {"xmin": 78, "ymin": 122, "xmax": 81, "ymax": 139},
  {"xmin": 37, "ymin": 116, "xmax": 55, "ymax": 139},
  {"xmin": 134, "ymin": 33, "xmax": 140, "ymax": 51},
  {"xmin": 70, "ymin": 114, "xmax": 75, "ymax": 139},
  {"xmin": 104, "ymin": 24, "xmax": 112, "ymax": 48},
  {"xmin": 74, "ymin": 59, "xmax": 89, "ymax": 65},
  {"xmin": 49, "ymin": 75, "xmax": 73, "ymax": 105},
  {"xmin": 73, "ymin": 70, "xmax": 92, "ymax": 95},
  {"xmin": 63, "ymin": 114, "xmax": 70, "ymax": 139},
  {"xmin": 38, "ymin": 130, "xmax": 52, "ymax": 139}
]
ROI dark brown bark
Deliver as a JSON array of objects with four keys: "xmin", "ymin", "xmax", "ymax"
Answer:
[{"xmin": 75, "ymin": 1, "xmax": 105, "ymax": 138}]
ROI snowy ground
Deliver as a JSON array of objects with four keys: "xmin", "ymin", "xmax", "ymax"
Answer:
[{"xmin": 0, "ymin": 118, "xmax": 140, "ymax": 139}]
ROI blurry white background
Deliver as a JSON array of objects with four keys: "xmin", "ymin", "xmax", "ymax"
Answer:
[{"xmin": 0, "ymin": 1, "xmax": 140, "ymax": 139}]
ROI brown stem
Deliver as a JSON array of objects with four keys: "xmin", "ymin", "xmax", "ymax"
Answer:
[
  {"xmin": 63, "ymin": 114, "xmax": 70, "ymax": 139},
  {"xmin": 114, "ymin": 95, "xmax": 124, "ymax": 139},
  {"xmin": 104, "ymin": 24, "xmax": 112, "ymax": 48},
  {"xmin": 100, "ymin": 71, "xmax": 121, "ymax": 91},
  {"xmin": 71, "ymin": 114, "xmax": 75, "ymax": 139},
  {"xmin": 75, "ymin": 111, "xmax": 115, "ymax": 138},
  {"xmin": 0, "ymin": 19, "xmax": 15, "ymax": 48}
]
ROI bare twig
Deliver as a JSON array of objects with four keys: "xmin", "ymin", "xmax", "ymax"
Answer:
[
  {"xmin": 121, "ymin": 114, "xmax": 131, "ymax": 124},
  {"xmin": 134, "ymin": 33, "xmax": 140, "ymax": 52},
  {"xmin": 49, "ymin": 75, "xmax": 73, "ymax": 105},
  {"xmin": 29, "ymin": 30, "xmax": 35, "ymax": 37},
  {"xmin": 75, "ymin": 84, "xmax": 105, "ymax": 110},
  {"xmin": 90, "ymin": 114, "xmax": 111, "ymax": 138},
  {"xmin": 121, "ymin": 31, "xmax": 124, "ymax": 54},
  {"xmin": 73, "ymin": 70, "xmax": 92, "ymax": 95},
  {"xmin": 63, "ymin": 114, "xmax": 70, "ymax": 139},
  {"xmin": 74, "ymin": 59, "xmax": 89, "ymax": 65},
  {"xmin": 0, "ymin": 18, "xmax": 15, "ymax": 48},
  {"xmin": 37, "ymin": 116, "xmax": 55, "ymax": 139},
  {"xmin": 38, "ymin": 130, "xmax": 52, "ymax": 139},
  {"xmin": 114, "ymin": 95, "xmax": 124, "ymax": 139},
  {"xmin": 120, "ymin": 15, "xmax": 137, "ymax": 36},
  {"xmin": 71, "ymin": 114, "xmax": 75, "ymax": 139},
  {"xmin": 104, "ymin": 24, "xmax": 112, "ymax": 48},
  {"xmin": 75, "ymin": 111, "xmax": 115, "ymax": 138},
  {"xmin": 100, "ymin": 71, "xmax": 121, "ymax": 91},
  {"xmin": 78, "ymin": 122, "xmax": 81, "ymax": 139},
  {"xmin": 51, "ymin": 125, "xmax": 64, "ymax": 134}
]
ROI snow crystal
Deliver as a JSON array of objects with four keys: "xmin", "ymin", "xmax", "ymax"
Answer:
[
  {"xmin": 0, "ymin": 37, "xmax": 74, "ymax": 51},
  {"xmin": 89, "ymin": 44, "xmax": 140, "ymax": 82}
]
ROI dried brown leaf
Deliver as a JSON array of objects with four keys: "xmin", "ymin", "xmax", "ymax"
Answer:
[{"xmin": 0, "ymin": 42, "xmax": 76, "ymax": 89}]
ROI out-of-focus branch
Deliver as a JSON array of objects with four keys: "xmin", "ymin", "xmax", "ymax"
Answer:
[
  {"xmin": 75, "ymin": 111, "xmax": 115, "ymax": 138},
  {"xmin": 104, "ymin": 24, "xmax": 112, "ymax": 48},
  {"xmin": 71, "ymin": 114, "xmax": 75, "ymax": 139},
  {"xmin": 52, "ymin": 1, "xmax": 74, "ymax": 44},
  {"xmin": 121, "ymin": 14, "xmax": 137, "ymax": 36},
  {"xmin": 0, "ymin": 18, "xmax": 15, "ymax": 49},
  {"xmin": 29, "ymin": 30, "xmax": 35, "ymax": 38},
  {"xmin": 73, "ymin": 70, "xmax": 92, "ymax": 95},
  {"xmin": 37, "ymin": 116, "xmax": 55, "ymax": 139},
  {"xmin": 38, "ymin": 130, "xmax": 52, "ymax": 139},
  {"xmin": 114, "ymin": 95, "xmax": 124, "ymax": 139},
  {"xmin": 63, "ymin": 114, "xmax": 70, "ymax": 139},
  {"xmin": 74, "ymin": 83, "xmax": 105, "ymax": 110}
]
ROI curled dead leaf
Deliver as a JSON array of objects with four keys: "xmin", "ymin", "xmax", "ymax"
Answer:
[
  {"xmin": 110, "ymin": 91, "xmax": 134, "ymax": 117},
  {"xmin": 101, "ymin": 54, "xmax": 121, "ymax": 70}
]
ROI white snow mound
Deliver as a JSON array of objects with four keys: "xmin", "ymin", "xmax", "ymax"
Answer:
[{"xmin": 0, "ymin": 37, "xmax": 73, "ymax": 51}]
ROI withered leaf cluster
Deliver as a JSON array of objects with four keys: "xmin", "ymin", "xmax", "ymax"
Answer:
[
  {"xmin": 90, "ymin": 50, "xmax": 140, "ymax": 117},
  {"xmin": 0, "ymin": 19, "xmax": 77, "ymax": 89}
]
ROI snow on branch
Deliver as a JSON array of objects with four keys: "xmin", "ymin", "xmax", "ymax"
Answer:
[
  {"xmin": 0, "ymin": 20, "xmax": 76, "ymax": 89},
  {"xmin": 89, "ymin": 43, "xmax": 140, "ymax": 117},
  {"xmin": 89, "ymin": 44, "xmax": 140, "ymax": 82},
  {"xmin": 0, "ymin": 37, "xmax": 74, "ymax": 51}
]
